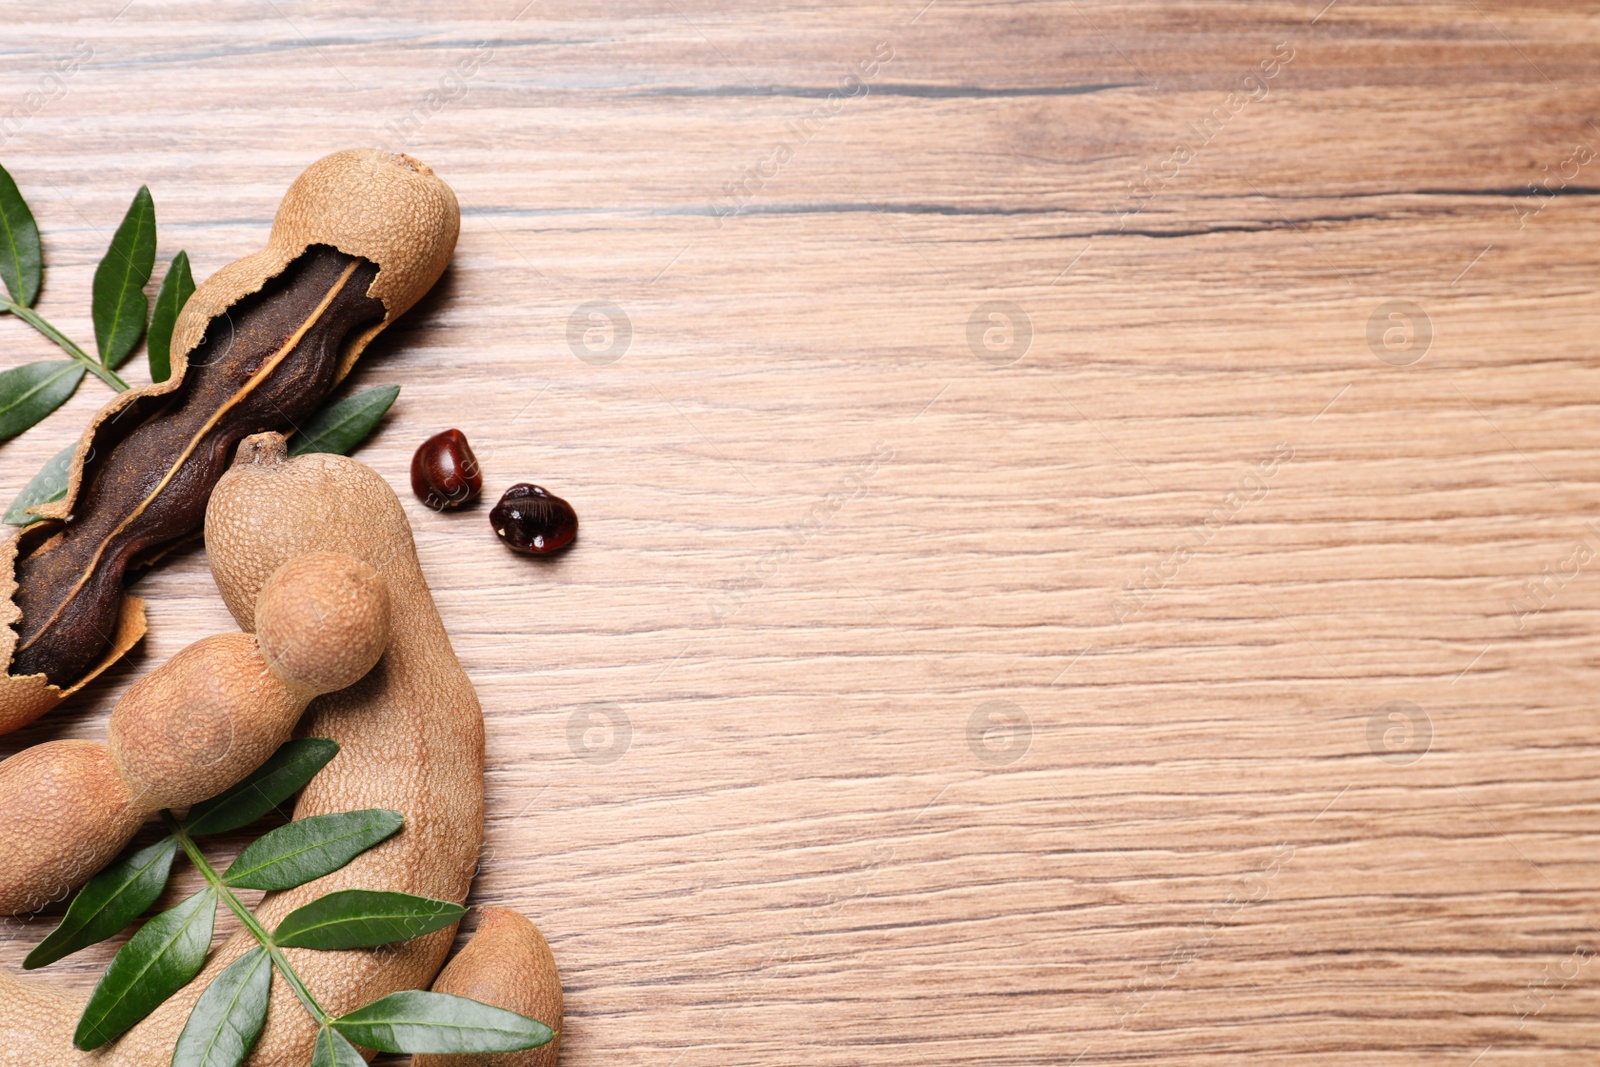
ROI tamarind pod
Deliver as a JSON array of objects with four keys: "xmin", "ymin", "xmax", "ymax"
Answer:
[
  {"xmin": 251, "ymin": 551, "xmax": 392, "ymax": 698},
  {"xmin": 415, "ymin": 906, "xmax": 564, "ymax": 1067},
  {"xmin": 96, "ymin": 435, "xmax": 482, "ymax": 1063},
  {"xmin": 0, "ymin": 641, "xmax": 287, "ymax": 918},
  {"xmin": 9, "ymin": 247, "xmax": 382, "ymax": 692},
  {"xmin": 0, "ymin": 554, "xmax": 388, "ymax": 917},
  {"xmin": 0, "ymin": 147, "xmax": 460, "ymax": 729}
]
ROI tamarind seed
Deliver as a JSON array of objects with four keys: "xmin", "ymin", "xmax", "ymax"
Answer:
[
  {"xmin": 490, "ymin": 484, "xmax": 578, "ymax": 555},
  {"xmin": 411, "ymin": 428, "xmax": 483, "ymax": 511}
]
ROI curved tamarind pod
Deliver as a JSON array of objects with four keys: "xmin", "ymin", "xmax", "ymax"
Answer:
[
  {"xmin": 89, "ymin": 434, "xmax": 482, "ymax": 1063},
  {"xmin": 0, "ymin": 552, "xmax": 388, "ymax": 916},
  {"xmin": 0, "ymin": 147, "xmax": 459, "ymax": 729},
  {"xmin": 416, "ymin": 907, "xmax": 564, "ymax": 1067}
]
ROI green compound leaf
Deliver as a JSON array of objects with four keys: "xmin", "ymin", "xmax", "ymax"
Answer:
[
  {"xmin": 223, "ymin": 809, "xmax": 402, "ymax": 892},
  {"xmin": 4, "ymin": 440, "xmax": 75, "ymax": 526},
  {"xmin": 311, "ymin": 1025, "xmax": 367, "ymax": 1067},
  {"xmin": 331, "ymin": 990, "xmax": 553, "ymax": 1054},
  {"xmin": 171, "ymin": 946, "xmax": 271, "ymax": 1067},
  {"xmin": 25, "ymin": 837, "xmax": 179, "ymax": 970},
  {"xmin": 74, "ymin": 887, "xmax": 217, "ymax": 1050},
  {"xmin": 0, "ymin": 162, "xmax": 42, "ymax": 308},
  {"xmin": 0, "ymin": 360, "xmax": 85, "ymax": 440},
  {"xmin": 147, "ymin": 249, "xmax": 194, "ymax": 384},
  {"xmin": 274, "ymin": 890, "xmax": 466, "ymax": 951},
  {"xmin": 90, "ymin": 184, "xmax": 156, "ymax": 370},
  {"xmin": 288, "ymin": 384, "xmax": 400, "ymax": 457},
  {"xmin": 183, "ymin": 738, "xmax": 339, "ymax": 837}
]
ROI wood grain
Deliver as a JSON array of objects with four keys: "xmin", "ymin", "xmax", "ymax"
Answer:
[{"xmin": 4, "ymin": 1, "xmax": 1600, "ymax": 1063}]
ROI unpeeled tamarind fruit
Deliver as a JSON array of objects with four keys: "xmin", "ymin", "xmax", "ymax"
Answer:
[
  {"xmin": 417, "ymin": 906, "xmax": 564, "ymax": 1067},
  {"xmin": 0, "ymin": 551, "xmax": 389, "ymax": 916},
  {"xmin": 0, "ymin": 147, "xmax": 459, "ymax": 728}
]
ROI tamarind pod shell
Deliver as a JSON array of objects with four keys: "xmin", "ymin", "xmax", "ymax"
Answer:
[
  {"xmin": 0, "ymin": 147, "xmax": 459, "ymax": 727},
  {"xmin": 415, "ymin": 907, "xmax": 564, "ymax": 1067},
  {"xmin": 0, "ymin": 740, "xmax": 141, "ymax": 916}
]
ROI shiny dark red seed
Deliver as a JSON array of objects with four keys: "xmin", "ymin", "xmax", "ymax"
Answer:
[
  {"xmin": 491, "ymin": 484, "xmax": 578, "ymax": 555},
  {"xmin": 411, "ymin": 429, "xmax": 482, "ymax": 511}
]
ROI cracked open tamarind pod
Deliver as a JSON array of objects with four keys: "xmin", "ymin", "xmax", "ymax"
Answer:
[
  {"xmin": 0, "ymin": 551, "xmax": 388, "ymax": 917},
  {"xmin": 0, "ymin": 147, "xmax": 459, "ymax": 732},
  {"xmin": 416, "ymin": 906, "xmax": 564, "ymax": 1067}
]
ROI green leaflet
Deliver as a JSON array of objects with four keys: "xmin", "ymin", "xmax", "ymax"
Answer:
[
  {"xmin": 222, "ymin": 809, "xmax": 403, "ymax": 892},
  {"xmin": 74, "ymin": 888, "xmax": 217, "ymax": 1050},
  {"xmin": 311, "ymin": 1025, "xmax": 367, "ymax": 1067},
  {"xmin": 0, "ymin": 360, "xmax": 85, "ymax": 440},
  {"xmin": 170, "ymin": 946, "xmax": 271, "ymax": 1067},
  {"xmin": 331, "ymin": 990, "xmax": 554, "ymax": 1054},
  {"xmin": 91, "ymin": 185, "xmax": 156, "ymax": 370},
  {"xmin": 0, "ymin": 162, "xmax": 42, "ymax": 307},
  {"xmin": 183, "ymin": 738, "xmax": 339, "ymax": 837},
  {"xmin": 289, "ymin": 384, "xmax": 400, "ymax": 457},
  {"xmin": 273, "ymin": 890, "xmax": 466, "ymax": 951},
  {"xmin": 25, "ymin": 837, "xmax": 178, "ymax": 970},
  {"xmin": 148, "ymin": 249, "xmax": 194, "ymax": 383},
  {"xmin": 4, "ymin": 440, "xmax": 75, "ymax": 526}
]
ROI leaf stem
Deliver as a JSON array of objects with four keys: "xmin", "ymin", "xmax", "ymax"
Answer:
[
  {"xmin": 161, "ymin": 813, "xmax": 332, "ymax": 1026},
  {"xmin": 2, "ymin": 299, "xmax": 130, "ymax": 392}
]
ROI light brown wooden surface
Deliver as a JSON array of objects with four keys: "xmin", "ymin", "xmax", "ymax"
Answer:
[{"xmin": 4, "ymin": 1, "xmax": 1600, "ymax": 1063}]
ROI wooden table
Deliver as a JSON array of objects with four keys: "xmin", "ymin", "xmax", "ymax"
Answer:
[{"xmin": 4, "ymin": 2, "xmax": 1600, "ymax": 1063}]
